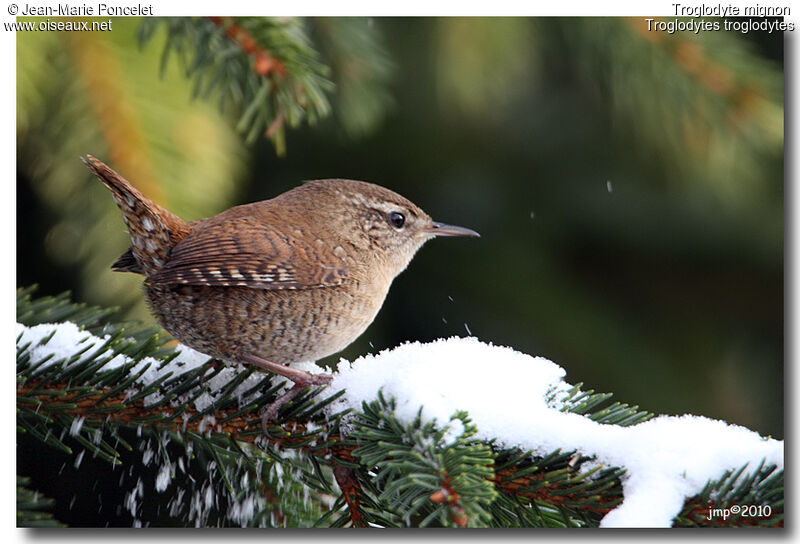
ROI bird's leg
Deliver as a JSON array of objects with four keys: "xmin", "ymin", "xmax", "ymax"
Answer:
[
  {"xmin": 241, "ymin": 353, "xmax": 333, "ymax": 434},
  {"xmin": 242, "ymin": 353, "xmax": 333, "ymax": 385}
]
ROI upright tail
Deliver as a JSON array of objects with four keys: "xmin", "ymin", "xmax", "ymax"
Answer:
[{"xmin": 82, "ymin": 155, "xmax": 190, "ymax": 277}]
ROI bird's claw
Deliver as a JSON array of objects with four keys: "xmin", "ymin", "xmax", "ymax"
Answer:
[{"xmin": 259, "ymin": 373, "xmax": 333, "ymax": 437}]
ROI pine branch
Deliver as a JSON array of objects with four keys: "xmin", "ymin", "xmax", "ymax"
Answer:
[
  {"xmin": 344, "ymin": 394, "xmax": 497, "ymax": 527},
  {"xmin": 555, "ymin": 18, "xmax": 782, "ymax": 205},
  {"xmin": 17, "ymin": 477, "xmax": 65, "ymax": 528},
  {"xmin": 16, "ymin": 287, "xmax": 783, "ymax": 527},
  {"xmin": 138, "ymin": 17, "xmax": 334, "ymax": 151}
]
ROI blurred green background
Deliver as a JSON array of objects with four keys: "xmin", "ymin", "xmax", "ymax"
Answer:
[{"xmin": 17, "ymin": 17, "xmax": 783, "ymax": 438}]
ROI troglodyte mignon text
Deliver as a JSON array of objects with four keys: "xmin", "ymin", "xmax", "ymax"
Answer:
[{"xmin": 83, "ymin": 155, "xmax": 479, "ymax": 427}]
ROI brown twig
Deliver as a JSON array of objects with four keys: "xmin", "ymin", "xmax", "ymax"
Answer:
[
  {"xmin": 430, "ymin": 474, "xmax": 468, "ymax": 526},
  {"xmin": 208, "ymin": 16, "xmax": 287, "ymax": 78},
  {"xmin": 332, "ymin": 463, "xmax": 367, "ymax": 527},
  {"xmin": 492, "ymin": 467, "xmax": 621, "ymax": 516}
]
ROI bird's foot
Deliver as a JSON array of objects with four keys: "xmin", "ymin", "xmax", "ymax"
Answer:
[
  {"xmin": 241, "ymin": 353, "xmax": 333, "ymax": 437},
  {"xmin": 258, "ymin": 372, "xmax": 333, "ymax": 437}
]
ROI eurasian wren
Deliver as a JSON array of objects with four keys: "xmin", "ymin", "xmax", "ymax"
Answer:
[{"xmin": 83, "ymin": 155, "xmax": 479, "ymax": 424}]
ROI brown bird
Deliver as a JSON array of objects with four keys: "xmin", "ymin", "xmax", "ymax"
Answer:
[{"xmin": 83, "ymin": 155, "xmax": 479, "ymax": 427}]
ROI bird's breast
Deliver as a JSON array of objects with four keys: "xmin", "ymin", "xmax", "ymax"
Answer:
[{"xmin": 144, "ymin": 275, "xmax": 391, "ymax": 365}]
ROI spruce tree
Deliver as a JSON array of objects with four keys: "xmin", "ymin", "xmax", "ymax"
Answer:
[{"xmin": 17, "ymin": 17, "xmax": 784, "ymax": 528}]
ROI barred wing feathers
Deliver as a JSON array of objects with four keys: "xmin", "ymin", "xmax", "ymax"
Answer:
[{"xmin": 149, "ymin": 217, "xmax": 348, "ymax": 290}]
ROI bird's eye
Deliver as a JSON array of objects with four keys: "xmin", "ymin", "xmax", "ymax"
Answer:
[{"xmin": 388, "ymin": 211, "xmax": 406, "ymax": 229}]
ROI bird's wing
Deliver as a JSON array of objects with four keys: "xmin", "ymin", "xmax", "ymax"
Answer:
[{"xmin": 148, "ymin": 217, "xmax": 348, "ymax": 290}]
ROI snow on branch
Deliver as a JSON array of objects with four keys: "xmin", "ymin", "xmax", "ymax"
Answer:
[
  {"xmin": 17, "ymin": 322, "xmax": 782, "ymax": 527},
  {"xmin": 320, "ymin": 337, "xmax": 783, "ymax": 527}
]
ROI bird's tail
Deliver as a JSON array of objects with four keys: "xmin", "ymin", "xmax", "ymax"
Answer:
[{"xmin": 82, "ymin": 155, "xmax": 189, "ymax": 277}]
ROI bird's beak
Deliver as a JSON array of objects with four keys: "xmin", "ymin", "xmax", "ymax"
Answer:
[{"xmin": 428, "ymin": 221, "xmax": 480, "ymax": 238}]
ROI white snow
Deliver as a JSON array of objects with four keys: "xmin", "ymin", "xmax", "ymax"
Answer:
[
  {"xmin": 17, "ymin": 321, "xmax": 130, "ymax": 370},
  {"xmin": 17, "ymin": 322, "xmax": 783, "ymax": 528},
  {"xmin": 321, "ymin": 336, "xmax": 784, "ymax": 528},
  {"xmin": 155, "ymin": 462, "xmax": 173, "ymax": 492},
  {"xmin": 227, "ymin": 495, "xmax": 259, "ymax": 527},
  {"xmin": 15, "ymin": 321, "xmax": 251, "ymax": 409},
  {"xmin": 69, "ymin": 415, "xmax": 86, "ymax": 436}
]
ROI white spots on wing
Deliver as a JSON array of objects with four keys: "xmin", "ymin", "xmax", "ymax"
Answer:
[
  {"xmin": 142, "ymin": 217, "xmax": 154, "ymax": 232},
  {"xmin": 229, "ymin": 268, "xmax": 244, "ymax": 280},
  {"xmin": 145, "ymin": 239, "xmax": 157, "ymax": 252},
  {"xmin": 333, "ymin": 246, "xmax": 346, "ymax": 258},
  {"xmin": 271, "ymin": 266, "xmax": 294, "ymax": 282},
  {"xmin": 124, "ymin": 195, "xmax": 136, "ymax": 208},
  {"xmin": 209, "ymin": 269, "xmax": 223, "ymax": 278}
]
